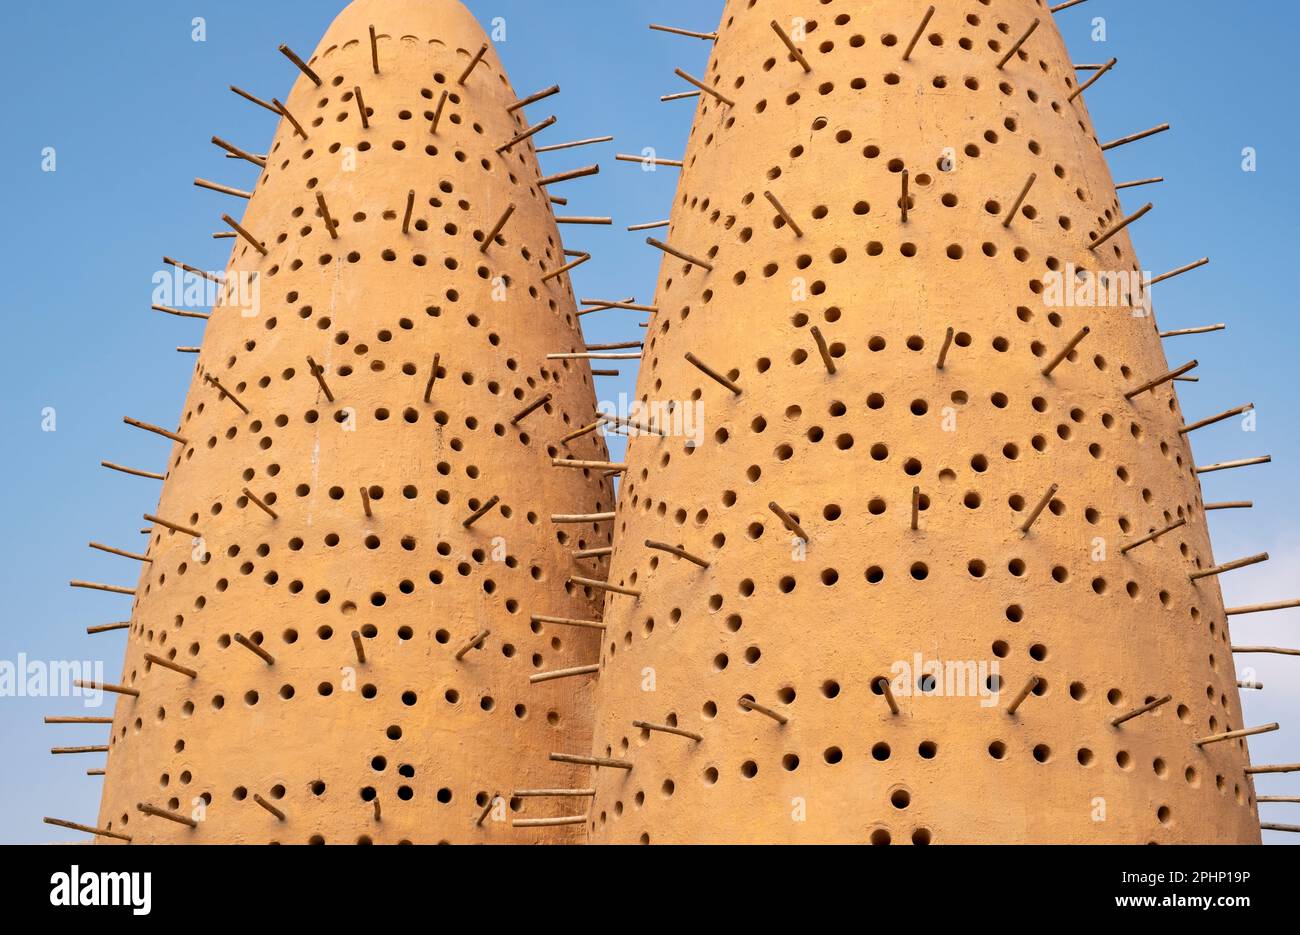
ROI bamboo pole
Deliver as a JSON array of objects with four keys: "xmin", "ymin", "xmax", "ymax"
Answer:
[
  {"xmin": 1124, "ymin": 360, "xmax": 1198, "ymax": 399},
  {"xmin": 144, "ymin": 652, "xmax": 197, "ymax": 679},
  {"xmin": 530, "ymin": 664, "xmax": 599, "ymax": 684},
  {"xmin": 123, "ymin": 416, "xmax": 187, "ymax": 445},
  {"xmin": 194, "ymin": 177, "xmax": 251, "ymax": 199},
  {"xmin": 144, "ymin": 513, "xmax": 201, "ymax": 538},
  {"xmin": 549, "ymin": 752, "xmax": 633, "ymax": 770},
  {"xmin": 457, "ymin": 43, "xmax": 489, "ymax": 85},
  {"xmin": 1196, "ymin": 723, "xmax": 1278, "ymax": 747},
  {"xmin": 537, "ymin": 136, "xmax": 614, "ymax": 154},
  {"xmin": 770, "ymin": 20, "xmax": 812, "ymax": 72},
  {"xmin": 997, "ymin": 18, "xmax": 1041, "ymax": 69},
  {"xmin": 674, "ymin": 68, "xmax": 734, "ymax": 106},
  {"xmin": 531, "ymin": 614, "xmax": 606, "ymax": 631},
  {"xmin": 1067, "ymin": 56, "xmax": 1116, "ymax": 102},
  {"xmin": 1232, "ymin": 646, "xmax": 1300, "ymax": 657},
  {"xmin": 152, "ymin": 304, "xmax": 209, "ymax": 320},
  {"xmin": 1040, "ymin": 325, "xmax": 1090, "ymax": 376},
  {"xmin": 1226, "ymin": 599, "xmax": 1300, "ymax": 617},
  {"xmin": 1149, "ymin": 257, "xmax": 1209, "ymax": 286},
  {"xmin": 69, "ymin": 580, "xmax": 135, "ymax": 596},
  {"xmin": 1179, "ymin": 404, "xmax": 1253, "ymax": 436},
  {"xmin": 650, "ymin": 24, "xmax": 717, "ymax": 40},
  {"xmin": 1101, "ymin": 123, "xmax": 1171, "ymax": 152},
  {"xmin": 1196, "ymin": 456, "xmax": 1271, "ymax": 475},
  {"xmin": 88, "ymin": 542, "xmax": 150, "ymax": 563},
  {"xmin": 497, "ymin": 116, "xmax": 557, "ymax": 154},
  {"xmin": 1160, "ymin": 323, "xmax": 1224, "ymax": 338},
  {"xmin": 1110, "ymin": 694, "xmax": 1172, "ymax": 727},
  {"xmin": 1189, "ymin": 553, "xmax": 1269, "ymax": 581},
  {"xmin": 1120, "ymin": 518, "xmax": 1187, "ymax": 555},
  {"xmin": 685, "ymin": 351, "xmax": 742, "ymax": 395},
  {"xmin": 101, "ymin": 461, "xmax": 164, "ymax": 481},
  {"xmin": 507, "ymin": 84, "xmax": 560, "ymax": 113},
  {"xmin": 1090, "ymin": 202, "xmax": 1153, "ymax": 251}
]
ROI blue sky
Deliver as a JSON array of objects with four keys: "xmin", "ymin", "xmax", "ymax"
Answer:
[{"xmin": 0, "ymin": 0, "xmax": 1296, "ymax": 844}]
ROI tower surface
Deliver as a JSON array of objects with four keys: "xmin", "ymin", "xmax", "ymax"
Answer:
[
  {"xmin": 94, "ymin": 0, "xmax": 612, "ymax": 843},
  {"xmin": 584, "ymin": 0, "xmax": 1263, "ymax": 843}
]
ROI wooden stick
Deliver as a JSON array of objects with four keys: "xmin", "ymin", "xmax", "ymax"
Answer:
[
  {"xmin": 581, "ymin": 299, "xmax": 658, "ymax": 312},
  {"xmin": 1258, "ymin": 797, "xmax": 1300, "ymax": 803},
  {"xmin": 739, "ymin": 697, "xmax": 789, "ymax": 725},
  {"xmin": 462, "ymin": 496, "xmax": 501, "ymax": 528},
  {"xmin": 458, "ymin": 43, "xmax": 489, "ymax": 85},
  {"xmin": 87, "ymin": 622, "xmax": 131, "ymax": 634},
  {"xmin": 616, "ymin": 153, "xmax": 683, "ymax": 168},
  {"xmin": 531, "ymin": 614, "xmax": 606, "ymax": 631},
  {"xmin": 1196, "ymin": 722, "xmax": 1279, "ymax": 747},
  {"xmin": 936, "ymin": 327, "xmax": 955, "ymax": 370},
  {"xmin": 1238, "ymin": 680, "xmax": 1264, "ymax": 690},
  {"xmin": 674, "ymin": 68, "xmax": 734, "ymax": 106},
  {"xmin": 206, "ymin": 376, "xmax": 250, "ymax": 414},
  {"xmin": 144, "ymin": 513, "xmax": 202, "ymax": 538},
  {"xmin": 647, "ymin": 237, "xmax": 713, "ymax": 271},
  {"xmin": 531, "ymin": 664, "xmax": 599, "ymax": 684},
  {"xmin": 221, "ymin": 213, "xmax": 267, "ymax": 255},
  {"xmin": 1120, "ymin": 518, "xmax": 1186, "ymax": 554},
  {"xmin": 600, "ymin": 412, "xmax": 666, "ymax": 436},
  {"xmin": 421, "ymin": 352, "xmax": 441, "ymax": 403},
  {"xmin": 234, "ymin": 633, "xmax": 275, "ymax": 665},
  {"xmin": 760, "ymin": 189, "xmax": 804, "ymax": 237},
  {"xmin": 650, "ymin": 24, "xmax": 717, "ymax": 40},
  {"xmin": 552, "ymin": 458, "xmax": 626, "ymax": 471},
  {"xmin": 556, "ymin": 216, "xmax": 613, "ymax": 225},
  {"xmin": 1051, "ymin": 0, "xmax": 1091, "ymax": 11},
  {"xmin": 253, "ymin": 794, "xmax": 285, "ymax": 821},
  {"xmin": 45, "ymin": 716, "xmax": 114, "ymax": 724},
  {"xmin": 101, "ymin": 461, "xmax": 164, "ymax": 481},
  {"xmin": 163, "ymin": 255, "xmax": 222, "ymax": 283},
  {"xmin": 144, "ymin": 652, "xmax": 197, "ymax": 679},
  {"xmin": 902, "ymin": 6, "xmax": 936, "ymax": 61},
  {"xmin": 1110, "ymin": 694, "xmax": 1172, "ymax": 727},
  {"xmin": 1006, "ymin": 675, "xmax": 1040, "ymax": 715},
  {"xmin": 51, "ymin": 746, "xmax": 109, "ymax": 754},
  {"xmin": 684, "ymin": 351, "xmax": 742, "ymax": 395},
  {"xmin": 997, "ymin": 18, "xmax": 1041, "ymax": 69},
  {"xmin": 810, "ymin": 325, "xmax": 836, "ymax": 374},
  {"xmin": 315, "ymin": 192, "xmax": 338, "ymax": 240},
  {"xmin": 1116, "ymin": 176, "xmax": 1165, "ymax": 190},
  {"xmin": 911, "ymin": 486, "xmax": 921, "ymax": 531},
  {"xmin": 627, "ymin": 220, "xmax": 670, "ymax": 231},
  {"xmin": 178, "ymin": 346, "xmax": 202, "ymax": 351},
  {"xmin": 510, "ymin": 393, "xmax": 551, "ymax": 427},
  {"xmin": 481, "ymin": 204, "xmax": 517, "ymax": 252},
  {"xmin": 1101, "ymin": 123, "xmax": 1171, "ymax": 152},
  {"xmin": 875, "ymin": 677, "xmax": 900, "ymax": 715},
  {"xmin": 1160, "ymin": 323, "xmax": 1225, "ymax": 338},
  {"xmin": 88, "ymin": 542, "xmax": 150, "ymax": 563},
  {"xmin": 137, "ymin": 802, "xmax": 198, "ymax": 827},
  {"xmin": 541, "ymin": 252, "xmax": 591, "ymax": 284},
  {"xmin": 229, "ymin": 85, "xmax": 278, "ymax": 114},
  {"xmin": 152, "ymin": 303, "xmax": 209, "ymax": 321},
  {"xmin": 194, "ymin": 177, "xmax": 251, "ymax": 199},
  {"xmin": 1019, "ymin": 483, "xmax": 1059, "ymax": 534},
  {"xmin": 549, "ymin": 752, "xmax": 633, "ymax": 770},
  {"xmin": 306, "ymin": 356, "xmax": 335, "ymax": 403},
  {"xmin": 1090, "ymin": 202, "xmax": 1153, "ymax": 251},
  {"xmin": 570, "ymin": 576, "xmax": 641, "ymax": 598},
  {"xmin": 1041, "ymin": 325, "xmax": 1091, "ymax": 377},
  {"xmin": 661, "ymin": 91, "xmax": 700, "ymax": 102},
  {"xmin": 352, "ymin": 630, "xmax": 366, "ymax": 664},
  {"xmin": 242, "ymin": 487, "xmax": 279, "ymax": 520},
  {"xmin": 1003, "ymin": 173, "xmax": 1037, "ymax": 227},
  {"xmin": 428, "ymin": 89, "xmax": 449, "ymax": 134},
  {"xmin": 474, "ymin": 793, "xmax": 500, "ymax": 826},
  {"xmin": 770, "ymin": 20, "xmax": 812, "ymax": 72},
  {"xmin": 1068, "ymin": 57, "xmax": 1117, "ymax": 102},
  {"xmin": 123, "ymin": 416, "xmax": 187, "ymax": 445},
  {"xmin": 1179, "ymin": 403, "xmax": 1253, "ymax": 436},
  {"xmin": 1149, "ymin": 257, "xmax": 1210, "ymax": 286},
  {"xmin": 537, "ymin": 136, "xmax": 614, "ymax": 154},
  {"xmin": 278, "ymin": 44, "xmax": 321, "ymax": 85},
  {"xmin": 552, "ymin": 512, "xmax": 616, "ymax": 524},
  {"xmin": 360, "ymin": 487, "xmax": 373, "ymax": 518},
  {"xmin": 585, "ymin": 341, "xmax": 643, "ymax": 351},
  {"xmin": 1189, "ymin": 552, "xmax": 1269, "ymax": 582},
  {"xmin": 70, "ymin": 580, "xmax": 134, "ymax": 596},
  {"xmin": 645, "ymin": 539, "xmax": 710, "ymax": 569},
  {"xmin": 1205, "ymin": 502, "xmax": 1253, "ymax": 511},
  {"xmin": 513, "ymin": 816, "xmax": 587, "ymax": 828},
  {"xmin": 507, "ymin": 84, "xmax": 560, "ymax": 113},
  {"xmin": 1124, "ymin": 360, "xmax": 1198, "ymax": 399},
  {"xmin": 574, "ymin": 547, "xmax": 613, "ymax": 560},
  {"xmin": 271, "ymin": 98, "xmax": 307, "ymax": 139},
  {"xmin": 1247, "ymin": 764, "xmax": 1300, "ymax": 775},
  {"xmin": 633, "ymin": 720, "xmax": 703, "ymax": 741},
  {"xmin": 1226, "ymin": 599, "xmax": 1300, "ymax": 617},
  {"xmin": 497, "ymin": 116, "xmax": 557, "ymax": 154},
  {"xmin": 512, "ymin": 789, "xmax": 596, "ymax": 797},
  {"xmin": 455, "ymin": 629, "xmax": 491, "ymax": 661},
  {"xmin": 211, "ymin": 135, "xmax": 266, "ymax": 167},
  {"xmin": 352, "ymin": 85, "xmax": 370, "ymax": 128},
  {"xmin": 1261, "ymin": 823, "xmax": 1300, "ymax": 834},
  {"xmin": 538, "ymin": 164, "xmax": 600, "ymax": 187},
  {"xmin": 1232, "ymin": 646, "xmax": 1300, "ymax": 657},
  {"xmin": 368, "ymin": 24, "xmax": 380, "ymax": 73},
  {"xmin": 74, "ymin": 679, "xmax": 139, "ymax": 697},
  {"xmin": 768, "ymin": 501, "xmax": 809, "ymax": 541},
  {"xmin": 560, "ymin": 420, "xmax": 603, "ymax": 444},
  {"xmin": 44, "ymin": 817, "xmax": 131, "ymax": 841},
  {"xmin": 1196, "ymin": 456, "xmax": 1271, "ymax": 475}
]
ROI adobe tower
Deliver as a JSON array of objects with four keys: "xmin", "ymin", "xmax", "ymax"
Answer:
[
  {"xmin": 67, "ymin": 0, "xmax": 613, "ymax": 843},
  {"xmin": 582, "ymin": 0, "xmax": 1275, "ymax": 843}
]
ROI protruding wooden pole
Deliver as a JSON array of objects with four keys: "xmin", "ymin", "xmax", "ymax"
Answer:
[
  {"xmin": 352, "ymin": 85, "xmax": 370, "ymax": 128},
  {"xmin": 645, "ymin": 539, "xmax": 710, "ymax": 569},
  {"xmin": 1160, "ymin": 323, "xmax": 1225, "ymax": 338},
  {"xmin": 626, "ymin": 219, "xmax": 670, "ymax": 231},
  {"xmin": 143, "ymin": 513, "xmax": 202, "ymax": 538},
  {"xmin": 739, "ymin": 697, "xmax": 789, "ymax": 725},
  {"xmin": 222, "ymin": 213, "xmax": 268, "ymax": 255},
  {"xmin": 1120, "ymin": 518, "xmax": 1186, "ymax": 555},
  {"xmin": 510, "ymin": 392, "xmax": 551, "ymax": 425},
  {"xmin": 997, "ymin": 18, "xmax": 1040, "ymax": 69},
  {"xmin": 1002, "ymin": 173, "xmax": 1037, "ymax": 227},
  {"xmin": 1226, "ymin": 599, "xmax": 1300, "ymax": 617},
  {"xmin": 1068, "ymin": 57, "xmax": 1117, "ymax": 101},
  {"xmin": 574, "ymin": 547, "xmax": 613, "ymax": 560},
  {"xmin": 1189, "ymin": 552, "xmax": 1269, "ymax": 582},
  {"xmin": 537, "ymin": 135, "xmax": 615, "ymax": 154},
  {"xmin": 661, "ymin": 91, "xmax": 700, "ymax": 102},
  {"xmin": 674, "ymin": 68, "xmax": 734, "ymax": 106},
  {"xmin": 809, "ymin": 325, "xmax": 836, "ymax": 375},
  {"xmin": 123, "ymin": 416, "xmax": 187, "ymax": 445},
  {"xmin": 497, "ymin": 116, "xmax": 557, "ymax": 154},
  {"xmin": 1110, "ymin": 694, "xmax": 1172, "ymax": 727},
  {"xmin": 144, "ymin": 652, "xmax": 197, "ymax": 679},
  {"xmin": 271, "ymin": 98, "xmax": 308, "ymax": 139},
  {"xmin": 1179, "ymin": 403, "xmax": 1253, "ymax": 436},
  {"xmin": 1196, "ymin": 456, "xmax": 1271, "ymax": 475},
  {"xmin": 875, "ymin": 677, "xmax": 900, "ymax": 715},
  {"xmin": 458, "ymin": 43, "xmax": 489, "ymax": 85},
  {"xmin": 552, "ymin": 512, "xmax": 616, "ymax": 524},
  {"xmin": 1238, "ymin": 680, "xmax": 1265, "ymax": 690},
  {"xmin": 1090, "ymin": 202, "xmax": 1153, "ymax": 251},
  {"xmin": 507, "ymin": 84, "xmax": 560, "ymax": 113},
  {"xmin": 900, "ymin": 168, "xmax": 910, "ymax": 222},
  {"xmin": 44, "ymin": 716, "xmax": 114, "ymax": 725},
  {"xmin": 763, "ymin": 190, "xmax": 803, "ymax": 236},
  {"xmin": 279, "ymin": 44, "xmax": 321, "ymax": 85},
  {"xmin": 1196, "ymin": 722, "xmax": 1279, "ymax": 747},
  {"xmin": 398, "ymin": 189, "xmax": 415, "ymax": 235},
  {"xmin": 455, "ymin": 629, "xmax": 491, "ymax": 661},
  {"xmin": 138, "ymin": 802, "xmax": 198, "ymax": 827},
  {"xmin": 1006, "ymin": 675, "xmax": 1040, "ymax": 715},
  {"xmin": 306, "ymin": 356, "xmax": 335, "ymax": 403},
  {"xmin": 685, "ymin": 351, "xmax": 742, "ymax": 395},
  {"xmin": 211, "ymin": 135, "xmax": 267, "ymax": 167},
  {"xmin": 540, "ymin": 252, "xmax": 591, "ymax": 281},
  {"xmin": 531, "ymin": 614, "xmax": 607, "ymax": 631},
  {"xmin": 1124, "ymin": 360, "xmax": 1198, "ymax": 399},
  {"xmin": 87, "ymin": 622, "xmax": 131, "ymax": 635},
  {"xmin": 560, "ymin": 420, "xmax": 602, "ymax": 445},
  {"xmin": 1205, "ymin": 501, "xmax": 1254, "ymax": 511},
  {"xmin": 44, "ymin": 817, "xmax": 132, "ymax": 842},
  {"xmin": 549, "ymin": 752, "xmax": 633, "ymax": 770},
  {"xmin": 1051, "ymin": 0, "xmax": 1091, "ymax": 11},
  {"xmin": 233, "ymin": 633, "xmax": 275, "ymax": 665},
  {"xmin": 902, "ymin": 5, "xmax": 936, "ymax": 61},
  {"xmin": 51, "ymin": 746, "xmax": 110, "ymax": 755},
  {"xmin": 429, "ymin": 89, "xmax": 449, "ymax": 134},
  {"xmin": 230, "ymin": 85, "xmax": 278, "ymax": 114},
  {"xmin": 1041, "ymin": 326, "xmax": 1090, "ymax": 377},
  {"xmin": 1232, "ymin": 645, "xmax": 1300, "ymax": 657},
  {"xmin": 163, "ymin": 255, "xmax": 222, "ymax": 283},
  {"xmin": 368, "ymin": 25, "xmax": 380, "ymax": 74},
  {"xmin": 531, "ymin": 664, "xmax": 599, "ymax": 684},
  {"xmin": 512, "ymin": 788, "xmax": 597, "ymax": 797},
  {"xmin": 633, "ymin": 720, "xmax": 703, "ymax": 741},
  {"xmin": 1149, "ymin": 257, "xmax": 1210, "ymax": 286},
  {"xmin": 75, "ymin": 679, "xmax": 139, "ymax": 697},
  {"xmin": 1019, "ymin": 484, "xmax": 1059, "ymax": 535},
  {"xmin": 253, "ymin": 794, "xmax": 285, "ymax": 821},
  {"xmin": 552, "ymin": 458, "xmax": 627, "ymax": 471},
  {"xmin": 580, "ymin": 298, "xmax": 657, "ymax": 312},
  {"xmin": 1258, "ymin": 797, "xmax": 1300, "ymax": 803},
  {"xmin": 538, "ymin": 164, "xmax": 600, "ymax": 187},
  {"xmin": 194, "ymin": 177, "xmax": 252, "ymax": 199},
  {"xmin": 101, "ymin": 461, "xmax": 165, "ymax": 481},
  {"xmin": 768, "ymin": 501, "xmax": 808, "ymax": 541},
  {"xmin": 569, "ymin": 576, "xmax": 641, "ymax": 598},
  {"xmin": 935, "ymin": 327, "xmax": 955, "ymax": 370},
  {"xmin": 206, "ymin": 376, "xmax": 250, "ymax": 415},
  {"xmin": 69, "ymin": 580, "xmax": 135, "ymax": 596},
  {"xmin": 315, "ymin": 192, "xmax": 338, "ymax": 240},
  {"xmin": 351, "ymin": 630, "xmax": 366, "ymax": 664},
  {"xmin": 911, "ymin": 486, "xmax": 921, "ymax": 531},
  {"xmin": 1101, "ymin": 123, "xmax": 1171, "ymax": 151},
  {"xmin": 650, "ymin": 23, "xmax": 718, "ymax": 41},
  {"xmin": 647, "ymin": 237, "xmax": 713, "ymax": 271},
  {"xmin": 463, "ymin": 496, "xmax": 501, "ymax": 529},
  {"xmin": 359, "ymin": 486, "xmax": 373, "ymax": 519},
  {"xmin": 1247, "ymin": 764, "xmax": 1300, "ymax": 775},
  {"xmin": 1116, "ymin": 176, "xmax": 1165, "ymax": 190},
  {"xmin": 481, "ymin": 203, "xmax": 517, "ymax": 252},
  {"xmin": 152, "ymin": 304, "xmax": 209, "ymax": 321},
  {"xmin": 88, "ymin": 542, "xmax": 151, "ymax": 563},
  {"xmin": 770, "ymin": 20, "xmax": 812, "ymax": 72},
  {"xmin": 242, "ymin": 487, "xmax": 279, "ymax": 520}
]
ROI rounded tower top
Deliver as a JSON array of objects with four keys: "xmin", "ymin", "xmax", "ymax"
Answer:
[{"xmin": 316, "ymin": 0, "xmax": 491, "ymax": 61}]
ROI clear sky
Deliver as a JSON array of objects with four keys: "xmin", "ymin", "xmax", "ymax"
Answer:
[{"xmin": 1, "ymin": 0, "xmax": 1296, "ymax": 845}]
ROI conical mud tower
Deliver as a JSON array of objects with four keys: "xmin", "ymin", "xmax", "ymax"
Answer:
[
  {"xmin": 583, "ymin": 1, "xmax": 1281, "ymax": 843},
  {"xmin": 65, "ymin": 0, "xmax": 614, "ymax": 843}
]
